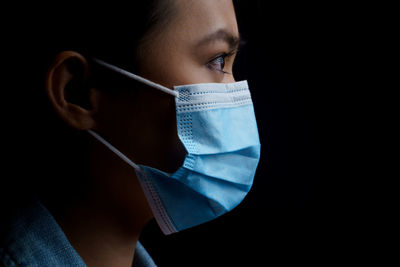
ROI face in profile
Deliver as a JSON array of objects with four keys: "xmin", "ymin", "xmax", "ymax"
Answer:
[
  {"xmin": 44, "ymin": 0, "xmax": 245, "ymax": 227},
  {"xmin": 89, "ymin": 0, "xmax": 241, "ymax": 173},
  {"xmin": 2, "ymin": 1, "xmax": 256, "ymax": 266}
]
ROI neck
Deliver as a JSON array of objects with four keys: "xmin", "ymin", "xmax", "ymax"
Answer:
[
  {"xmin": 57, "ymin": 198, "xmax": 142, "ymax": 267},
  {"xmin": 51, "ymin": 137, "xmax": 153, "ymax": 267}
]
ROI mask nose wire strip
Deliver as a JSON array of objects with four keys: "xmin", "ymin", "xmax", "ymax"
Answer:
[
  {"xmin": 92, "ymin": 58, "xmax": 179, "ymax": 98},
  {"xmin": 87, "ymin": 130, "xmax": 141, "ymax": 172}
]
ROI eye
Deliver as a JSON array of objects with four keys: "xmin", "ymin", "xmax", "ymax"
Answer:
[{"xmin": 206, "ymin": 53, "xmax": 229, "ymax": 74}]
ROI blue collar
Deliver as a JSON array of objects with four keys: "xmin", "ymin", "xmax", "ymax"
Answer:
[{"xmin": 0, "ymin": 200, "xmax": 156, "ymax": 267}]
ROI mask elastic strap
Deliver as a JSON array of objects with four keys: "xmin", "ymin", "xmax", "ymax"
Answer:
[
  {"xmin": 88, "ymin": 130, "xmax": 141, "ymax": 172},
  {"xmin": 92, "ymin": 58, "xmax": 179, "ymax": 98}
]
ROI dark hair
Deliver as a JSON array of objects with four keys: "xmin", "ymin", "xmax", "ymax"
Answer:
[{"xmin": 1, "ymin": 1, "xmax": 175, "ymax": 211}]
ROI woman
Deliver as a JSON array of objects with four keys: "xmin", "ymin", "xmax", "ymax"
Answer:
[{"xmin": 0, "ymin": 0, "xmax": 260, "ymax": 266}]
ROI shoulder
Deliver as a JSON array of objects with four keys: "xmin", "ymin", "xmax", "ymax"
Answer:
[
  {"xmin": 0, "ymin": 199, "xmax": 86, "ymax": 267},
  {"xmin": 0, "ymin": 247, "xmax": 17, "ymax": 267},
  {"xmin": 133, "ymin": 241, "xmax": 158, "ymax": 267}
]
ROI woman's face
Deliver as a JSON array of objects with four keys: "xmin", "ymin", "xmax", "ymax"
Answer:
[
  {"xmin": 93, "ymin": 0, "xmax": 240, "ymax": 172},
  {"xmin": 139, "ymin": 0, "xmax": 240, "ymax": 86}
]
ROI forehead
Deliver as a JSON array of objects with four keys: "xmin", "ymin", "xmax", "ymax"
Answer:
[{"xmin": 168, "ymin": 0, "xmax": 239, "ymax": 43}]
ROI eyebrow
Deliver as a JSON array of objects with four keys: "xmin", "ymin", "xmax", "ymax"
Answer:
[{"xmin": 196, "ymin": 29, "xmax": 241, "ymax": 50}]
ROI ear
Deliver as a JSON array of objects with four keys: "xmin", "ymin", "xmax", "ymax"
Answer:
[{"xmin": 45, "ymin": 51, "xmax": 97, "ymax": 130}]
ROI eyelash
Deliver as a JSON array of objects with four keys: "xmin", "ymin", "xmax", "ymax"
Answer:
[{"xmin": 206, "ymin": 50, "xmax": 237, "ymax": 74}]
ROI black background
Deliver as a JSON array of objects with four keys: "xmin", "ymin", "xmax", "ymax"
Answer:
[{"xmin": 140, "ymin": 1, "xmax": 374, "ymax": 266}]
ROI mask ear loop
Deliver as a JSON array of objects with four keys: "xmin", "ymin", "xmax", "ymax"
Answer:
[
  {"xmin": 87, "ymin": 59, "xmax": 178, "ymax": 172},
  {"xmin": 87, "ymin": 130, "xmax": 141, "ymax": 172},
  {"xmin": 92, "ymin": 58, "xmax": 179, "ymax": 98}
]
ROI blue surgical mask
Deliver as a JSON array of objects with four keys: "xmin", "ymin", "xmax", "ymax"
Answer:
[{"xmin": 88, "ymin": 59, "xmax": 261, "ymax": 234}]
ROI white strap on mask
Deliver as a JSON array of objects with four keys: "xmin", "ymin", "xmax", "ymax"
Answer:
[
  {"xmin": 92, "ymin": 58, "xmax": 179, "ymax": 97},
  {"xmin": 87, "ymin": 59, "xmax": 178, "ymax": 173},
  {"xmin": 87, "ymin": 130, "xmax": 141, "ymax": 172}
]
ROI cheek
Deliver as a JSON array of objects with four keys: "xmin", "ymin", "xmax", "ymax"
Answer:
[
  {"xmin": 94, "ymin": 89, "xmax": 185, "ymax": 172},
  {"xmin": 131, "ymin": 93, "xmax": 186, "ymax": 172},
  {"xmin": 222, "ymin": 73, "xmax": 236, "ymax": 83}
]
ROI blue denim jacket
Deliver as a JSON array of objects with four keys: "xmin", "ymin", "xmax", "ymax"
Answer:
[{"xmin": 0, "ymin": 200, "xmax": 156, "ymax": 267}]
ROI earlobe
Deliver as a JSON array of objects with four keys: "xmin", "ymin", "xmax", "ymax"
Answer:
[{"xmin": 45, "ymin": 51, "xmax": 96, "ymax": 130}]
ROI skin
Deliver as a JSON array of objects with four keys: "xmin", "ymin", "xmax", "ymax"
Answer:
[{"xmin": 45, "ymin": 0, "xmax": 240, "ymax": 266}]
